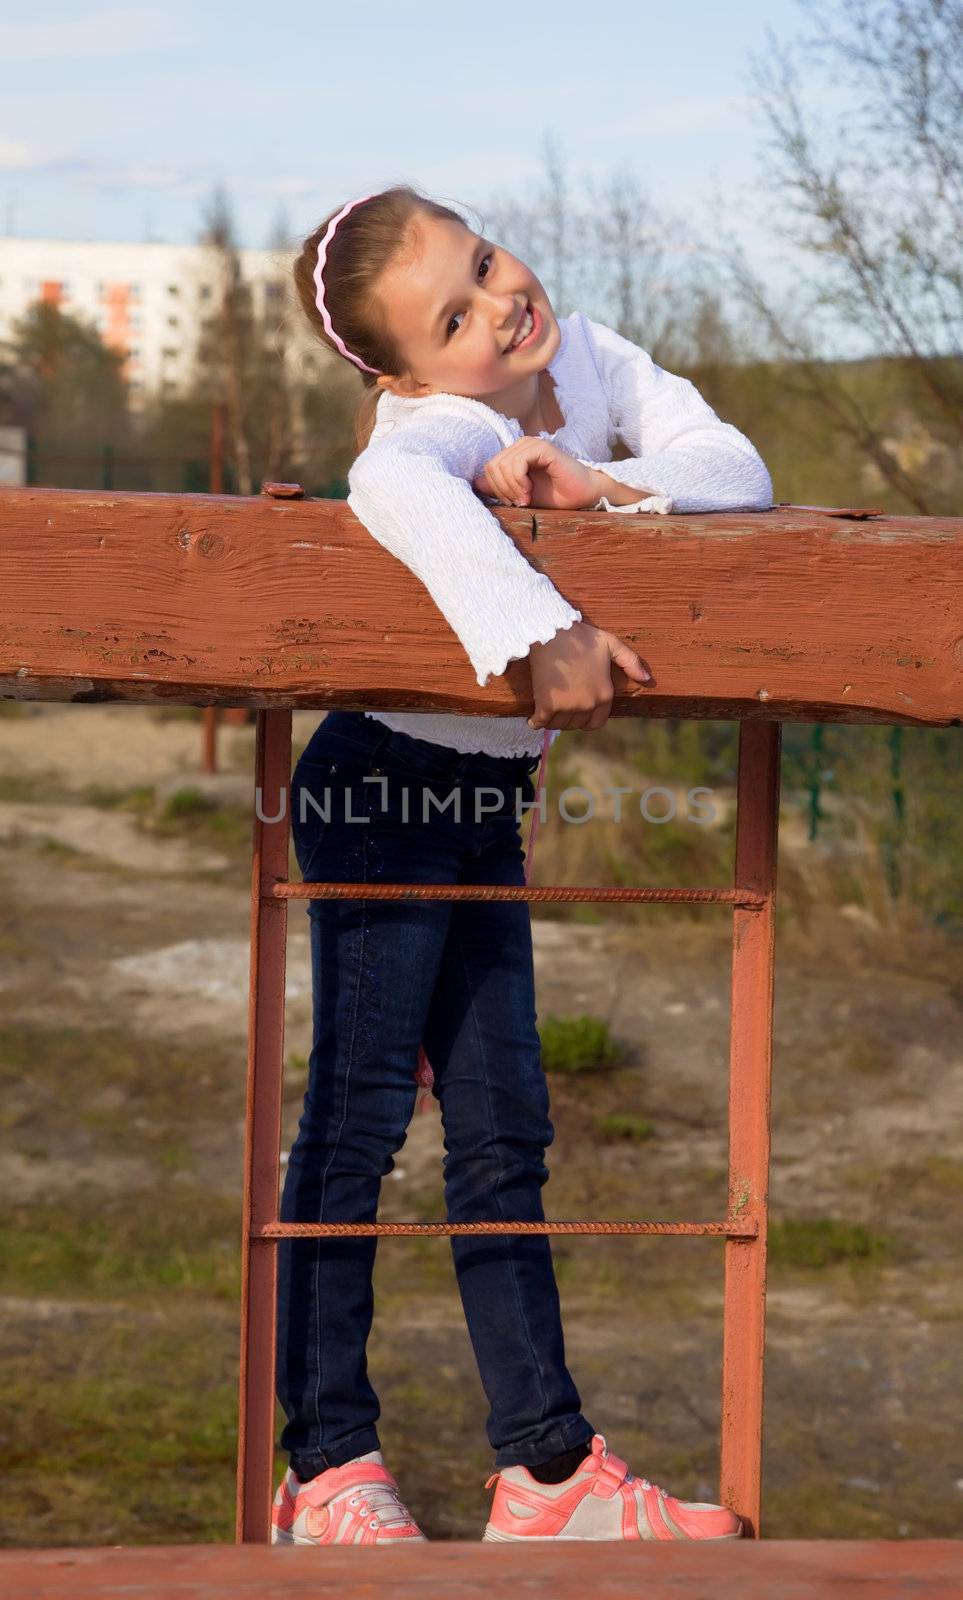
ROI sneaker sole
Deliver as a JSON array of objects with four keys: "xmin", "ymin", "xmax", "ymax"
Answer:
[
  {"xmin": 273, "ymin": 1526, "xmax": 427, "ymax": 1546},
  {"xmin": 483, "ymin": 1524, "xmax": 743, "ymax": 1542}
]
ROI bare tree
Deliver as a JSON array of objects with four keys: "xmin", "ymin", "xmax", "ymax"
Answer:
[
  {"xmin": 261, "ymin": 203, "xmax": 296, "ymax": 483},
  {"xmin": 197, "ymin": 184, "xmax": 254, "ymax": 495},
  {"xmin": 543, "ymin": 131, "xmax": 569, "ymax": 315},
  {"xmin": 710, "ymin": 0, "xmax": 963, "ymax": 514},
  {"xmin": 481, "ymin": 133, "xmax": 737, "ymax": 367},
  {"xmin": 582, "ymin": 167, "xmax": 683, "ymax": 356}
]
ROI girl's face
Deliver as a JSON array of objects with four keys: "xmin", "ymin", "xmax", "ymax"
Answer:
[{"xmin": 372, "ymin": 214, "xmax": 561, "ymax": 404}]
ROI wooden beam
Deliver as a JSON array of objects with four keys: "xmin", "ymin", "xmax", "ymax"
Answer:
[
  {"xmin": 0, "ymin": 1539, "xmax": 960, "ymax": 1598},
  {"xmin": 1, "ymin": 488, "xmax": 960, "ymax": 725}
]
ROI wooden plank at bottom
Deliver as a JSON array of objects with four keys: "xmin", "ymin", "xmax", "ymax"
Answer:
[{"xmin": 0, "ymin": 1541, "xmax": 958, "ymax": 1600}]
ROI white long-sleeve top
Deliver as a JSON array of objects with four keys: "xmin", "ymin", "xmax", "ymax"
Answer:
[{"xmin": 345, "ymin": 310, "xmax": 773, "ymax": 759}]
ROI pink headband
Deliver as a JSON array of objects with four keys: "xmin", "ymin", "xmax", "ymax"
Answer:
[{"xmin": 313, "ymin": 192, "xmax": 382, "ymax": 375}]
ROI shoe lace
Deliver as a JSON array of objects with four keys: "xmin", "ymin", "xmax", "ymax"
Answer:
[
  {"xmin": 347, "ymin": 1479, "xmax": 416, "ymax": 1530},
  {"xmin": 599, "ymin": 1438, "xmax": 653, "ymax": 1493}
]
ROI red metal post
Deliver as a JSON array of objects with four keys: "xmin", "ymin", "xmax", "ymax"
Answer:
[
  {"xmin": 236, "ymin": 709, "xmax": 292, "ymax": 1542},
  {"xmin": 202, "ymin": 404, "xmax": 228, "ymax": 774},
  {"xmin": 201, "ymin": 707, "xmax": 218, "ymax": 775},
  {"xmin": 720, "ymin": 719, "xmax": 782, "ymax": 1538},
  {"xmin": 209, "ymin": 402, "xmax": 225, "ymax": 496}
]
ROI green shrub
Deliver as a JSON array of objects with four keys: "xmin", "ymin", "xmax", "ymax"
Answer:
[
  {"xmin": 768, "ymin": 1216, "xmax": 892, "ymax": 1269},
  {"xmin": 594, "ymin": 1112, "xmax": 655, "ymax": 1141},
  {"xmin": 539, "ymin": 1014, "xmax": 625, "ymax": 1076},
  {"xmin": 159, "ymin": 786, "xmax": 215, "ymax": 820}
]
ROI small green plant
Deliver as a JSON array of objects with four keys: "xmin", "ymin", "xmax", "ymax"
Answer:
[
  {"xmin": 594, "ymin": 1112, "xmax": 655, "ymax": 1141},
  {"xmin": 159, "ymin": 786, "xmax": 215, "ymax": 820},
  {"xmin": 571, "ymin": 904, "xmax": 604, "ymax": 926},
  {"xmin": 80, "ymin": 782, "xmax": 156, "ymax": 813},
  {"xmin": 157, "ymin": 1141, "xmax": 195, "ymax": 1173},
  {"xmin": 768, "ymin": 1216, "xmax": 893, "ymax": 1269},
  {"xmin": 843, "ymin": 1036, "xmax": 895, "ymax": 1077},
  {"xmin": 35, "ymin": 836, "xmax": 86, "ymax": 862},
  {"xmin": 153, "ymin": 705, "xmax": 203, "ymax": 723},
  {"xmin": 539, "ymin": 1014, "xmax": 625, "ymax": 1076},
  {"xmin": 283, "ymin": 1052, "xmax": 310, "ymax": 1102}
]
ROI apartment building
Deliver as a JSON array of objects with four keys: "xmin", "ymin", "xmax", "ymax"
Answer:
[{"xmin": 0, "ymin": 235, "xmax": 316, "ymax": 408}]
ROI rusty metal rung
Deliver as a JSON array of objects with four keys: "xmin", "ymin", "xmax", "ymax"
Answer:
[
  {"xmin": 271, "ymin": 881, "xmax": 767, "ymax": 908},
  {"xmin": 254, "ymin": 1218, "xmax": 759, "ymax": 1239}
]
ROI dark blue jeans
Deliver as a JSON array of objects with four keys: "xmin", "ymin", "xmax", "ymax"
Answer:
[{"xmin": 275, "ymin": 710, "xmax": 595, "ymax": 1477}]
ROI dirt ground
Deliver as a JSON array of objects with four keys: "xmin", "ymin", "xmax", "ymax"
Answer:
[{"xmin": 0, "ymin": 703, "xmax": 961, "ymax": 1545}]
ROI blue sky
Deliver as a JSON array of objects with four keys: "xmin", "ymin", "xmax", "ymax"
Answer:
[{"xmin": 1, "ymin": 2, "xmax": 803, "ymax": 250}]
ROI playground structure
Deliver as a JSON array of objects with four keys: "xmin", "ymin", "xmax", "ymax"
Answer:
[{"xmin": 0, "ymin": 484, "xmax": 960, "ymax": 1595}]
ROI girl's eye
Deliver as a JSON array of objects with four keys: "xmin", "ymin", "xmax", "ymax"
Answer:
[{"xmin": 446, "ymin": 253, "xmax": 493, "ymax": 339}]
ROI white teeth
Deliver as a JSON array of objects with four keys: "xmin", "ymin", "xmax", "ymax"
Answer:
[{"xmin": 510, "ymin": 309, "xmax": 534, "ymax": 349}]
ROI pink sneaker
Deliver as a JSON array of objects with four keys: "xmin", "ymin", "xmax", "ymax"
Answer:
[
  {"xmin": 483, "ymin": 1433, "xmax": 743, "ymax": 1542},
  {"xmin": 272, "ymin": 1449, "xmax": 426, "ymax": 1545}
]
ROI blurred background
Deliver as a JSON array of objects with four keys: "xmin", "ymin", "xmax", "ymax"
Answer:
[{"xmin": 0, "ymin": 0, "xmax": 960, "ymax": 1549}]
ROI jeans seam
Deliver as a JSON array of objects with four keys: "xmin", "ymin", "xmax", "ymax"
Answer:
[
  {"xmin": 310, "ymin": 818, "xmax": 371, "ymax": 1449},
  {"xmin": 452, "ymin": 923, "xmax": 550, "ymax": 1426},
  {"xmin": 294, "ymin": 1423, "xmax": 382, "ymax": 1476}
]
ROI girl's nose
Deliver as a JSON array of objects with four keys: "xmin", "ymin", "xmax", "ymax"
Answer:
[{"xmin": 484, "ymin": 289, "xmax": 522, "ymax": 326}]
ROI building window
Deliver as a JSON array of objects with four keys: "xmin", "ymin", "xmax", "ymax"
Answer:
[
  {"xmin": 167, "ymin": 283, "xmax": 180, "ymax": 296},
  {"xmin": 130, "ymin": 284, "xmax": 141, "ymax": 299},
  {"xmin": 162, "ymin": 346, "xmax": 179, "ymax": 360},
  {"xmin": 167, "ymin": 315, "xmax": 179, "ymax": 328},
  {"xmin": 199, "ymin": 284, "xmax": 212, "ymax": 299}
]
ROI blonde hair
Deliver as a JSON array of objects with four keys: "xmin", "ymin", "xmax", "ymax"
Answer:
[{"xmin": 293, "ymin": 184, "xmax": 472, "ymax": 453}]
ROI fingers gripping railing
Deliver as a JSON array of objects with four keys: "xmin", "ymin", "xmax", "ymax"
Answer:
[{"xmin": 237, "ymin": 708, "xmax": 781, "ymax": 1544}]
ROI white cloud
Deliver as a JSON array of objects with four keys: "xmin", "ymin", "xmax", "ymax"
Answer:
[
  {"xmin": 269, "ymin": 176, "xmax": 315, "ymax": 197},
  {"xmin": 0, "ymin": 140, "xmax": 208, "ymax": 193},
  {"xmin": 0, "ymin": 8, "xmax": 186, "ymax": 62},
  {"xmin": 92, "ymin": 164, "xmax": 201, "ymax": 192},
  {"xmin": 592, "ymin": 93, "xmax": 758, "ymax": 143},
  {"xmin": 0, "ymin": 136, "xmax": 76, "ymax": 170}
]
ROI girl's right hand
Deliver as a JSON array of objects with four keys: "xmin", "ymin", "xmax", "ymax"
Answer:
[{"xmin": 527, "ymin": 621, "xmax": 653, "ymax": 731}]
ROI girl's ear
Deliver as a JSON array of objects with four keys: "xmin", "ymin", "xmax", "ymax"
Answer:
[{"xmin": 376, "ymin": 372, "xmax": 432, "ymax": 400}]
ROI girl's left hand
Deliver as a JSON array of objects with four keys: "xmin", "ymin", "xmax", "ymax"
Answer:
[{"xmin": 472, "ymin": 438, "xmax": 603, "ymax": 512}]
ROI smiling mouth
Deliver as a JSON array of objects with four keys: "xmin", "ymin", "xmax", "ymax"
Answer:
[{"xmin": 506, "ymin": 302, "xmax": 536, "ymax": 352}]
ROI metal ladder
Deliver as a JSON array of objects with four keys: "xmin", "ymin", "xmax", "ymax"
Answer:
[{"xmin": 236, "ymin": 710, "xmax": 781, "ymax": 1541}]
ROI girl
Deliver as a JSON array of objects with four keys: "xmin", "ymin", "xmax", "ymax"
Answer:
[{"xmin": 271, "ymin": 184, "xmax": 772, "ymax": 1547}]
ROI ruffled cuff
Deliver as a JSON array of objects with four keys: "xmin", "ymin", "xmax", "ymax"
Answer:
[
  {"xmin": 474, "ymin": 602, "xmax": 582, "ymax": 689},
  {"xmin": 590, "ymin": 491, "xmax": 673, "ymax": 515}
]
